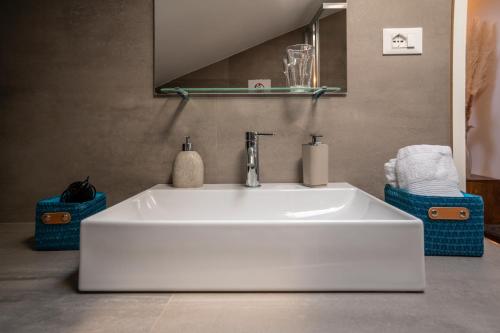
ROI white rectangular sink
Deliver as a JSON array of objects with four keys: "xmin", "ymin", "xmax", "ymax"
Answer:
[{"xmin": 79, "ymin": 183, "xmax": 425, "ymax": 292}]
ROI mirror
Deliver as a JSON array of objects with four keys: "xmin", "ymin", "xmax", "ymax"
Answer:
[{"xmin": 154, "ymin": 1, "xmax": 347, "ymax": 96}]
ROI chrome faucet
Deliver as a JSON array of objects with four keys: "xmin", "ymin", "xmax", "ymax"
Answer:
[{"xmin": 245, "ymin": 131, "xmax": 275, "ymax": 187}]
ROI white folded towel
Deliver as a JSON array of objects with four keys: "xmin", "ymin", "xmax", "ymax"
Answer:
[
  {"xmin": 396, "ymin": 145, "xmax": 462, "ymax": 197},
  {"xmin": 384, "ymin": 158, "xmax": 398, "ymax": 188}
]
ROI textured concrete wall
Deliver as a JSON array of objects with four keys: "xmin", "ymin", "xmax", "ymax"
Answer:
[{"xmin": 0, "ymin": 0, "xmax": 452, "ymax": 223}]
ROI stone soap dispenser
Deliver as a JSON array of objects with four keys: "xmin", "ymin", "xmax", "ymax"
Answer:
[
  {"xmin": 172, "ymin": 136, "xmax": 204, "ymax": 188},
  {"xmin": 302, "ymin": 134, "xmax": 329, "ymax": 187}
]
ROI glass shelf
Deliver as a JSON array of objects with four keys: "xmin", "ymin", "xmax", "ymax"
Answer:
[{"xmin": 157, "ymin": 86, "xmax": 345, "ymax": 99}]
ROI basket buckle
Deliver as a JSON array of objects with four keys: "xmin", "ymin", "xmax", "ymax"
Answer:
[
  {"xmin": 41, "ymin": 212, "xmax": 72, "ymax": 225},
  {"xmin": 428, "ymin": 207, "xmax": 470, "ymax": 221}
]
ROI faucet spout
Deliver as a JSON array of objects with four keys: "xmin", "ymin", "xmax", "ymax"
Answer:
[
  {"xmin": 246, "ymin": 146, "xmax": 258, "ymax": 187},
  {"xmin": 245, "ymin": 131, "xmax": 275, "ymax": 188},
  {"xmin": 247, "ymin": 147, "xmax": 256, "ymax": 168}
]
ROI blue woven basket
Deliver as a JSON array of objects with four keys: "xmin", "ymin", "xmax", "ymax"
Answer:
[
  {"xmin": 35, "ymin": 192, "xmax": 106, "ymax": 250},
  {"xmin": 384, "ymin": 185, "xmax": 484, "ymax": 257}
]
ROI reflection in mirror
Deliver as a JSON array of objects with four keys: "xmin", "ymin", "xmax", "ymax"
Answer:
[{"xmin": 154, "ymin": 1, "xmax": 347, "ymax": 96}]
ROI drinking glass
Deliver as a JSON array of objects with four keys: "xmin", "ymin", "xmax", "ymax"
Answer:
[{"xmin": 284, "ymin": 44, "xmax": 315, "ymax": 90}]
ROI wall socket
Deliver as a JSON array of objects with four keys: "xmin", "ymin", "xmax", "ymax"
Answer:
[{"xmin": 383, "ymin": 28, "xmax": 422, "ymax": 55}]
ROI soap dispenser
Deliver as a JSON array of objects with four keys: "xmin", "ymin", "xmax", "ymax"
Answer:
[
  {"xmin": 302, "ymin": 134, "xmax": 328, "ymax": 187},
  {"xmin": 172, "ymin": 136, "xmax": 204, "ymax": 188}
]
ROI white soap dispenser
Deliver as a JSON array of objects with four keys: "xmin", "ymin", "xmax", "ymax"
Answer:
[
  {"xmin": 302, "ymin": 134, "xmax": 329, "ymax": 187},
  {"xmin": 172, "ymin": 136, "xmax": 204, "ymax": 188}
]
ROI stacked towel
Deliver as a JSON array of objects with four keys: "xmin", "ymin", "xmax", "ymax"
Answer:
[
  {"xmin": 385, "ymin": 145, "xmax": 462, "ymax": 197},
  {"xmin": 384, "ymin": 158, "xmax": 398, "ymax": 188}
]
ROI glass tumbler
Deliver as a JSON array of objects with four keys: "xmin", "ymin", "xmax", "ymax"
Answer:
[{"xmin": 284, "ymin": 44, "xmax": 315, "ymax": 90}]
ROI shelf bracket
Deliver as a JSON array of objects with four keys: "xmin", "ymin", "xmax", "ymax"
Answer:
[
  {"xmin": 312, "ymin": 86, "xmax": 328, "ymax": 100},
  {"xmin": 174, "ymin": 87, "xmax": 189, "ymax": 100}
]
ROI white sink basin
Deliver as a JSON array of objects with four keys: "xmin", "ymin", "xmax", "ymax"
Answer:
[{"xmin": 79, "ymin": 183, "xmax": 425, "ymax": 292}]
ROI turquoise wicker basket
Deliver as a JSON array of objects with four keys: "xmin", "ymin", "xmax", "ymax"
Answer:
[
  {"xmin": 35, "ymin": 192, "xmax": 106, "ymax": 250},
  {"xmin": 384, "ymin": 185, "xmax": 483, "ymax": 256}
]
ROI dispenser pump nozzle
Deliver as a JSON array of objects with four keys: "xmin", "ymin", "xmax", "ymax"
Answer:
[
  {"xmin": 310, "ymin": 134, "xmax": 323, "ymax": 145},
  {"xmin": 182, "ymin": 136, "xmax": 193, "ymax": 151}
]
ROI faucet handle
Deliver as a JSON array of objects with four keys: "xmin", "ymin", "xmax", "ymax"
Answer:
[{"xmin": 246, "ymin": 132, "xmax": 276, "ymax": 141}]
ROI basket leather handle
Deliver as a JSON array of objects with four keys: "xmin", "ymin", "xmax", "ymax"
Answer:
[
  {"xmin": 428, "ymin": 207, "xmax": 470, "ymax": 221},
  {"xmin": 41, "ymin": 212, "xmax": 72, "ymax": 225}
]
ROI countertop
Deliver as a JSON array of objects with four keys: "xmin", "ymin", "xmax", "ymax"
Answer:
[{"xmin": 1, "ymin": 223, "xmax": 499, "ymax": 333}]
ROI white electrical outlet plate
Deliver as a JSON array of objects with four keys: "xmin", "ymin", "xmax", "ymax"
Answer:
[
  {"xmin": 248, "ymin": 79, "xmax": 271, "ymax": 89},
  {"xmin": 383, "ymin": 28, "xmax": 423, "ymax": 55}
]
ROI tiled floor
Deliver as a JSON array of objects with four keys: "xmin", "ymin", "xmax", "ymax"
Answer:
[{"xmin": 1, "ymin": 223, "xmax": 500, "ymax": 333}]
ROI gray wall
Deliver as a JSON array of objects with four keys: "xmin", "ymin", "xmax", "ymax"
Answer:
[{"xmin": 0, "ymin": 0, "xmax": 452, "ymax": 223}]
